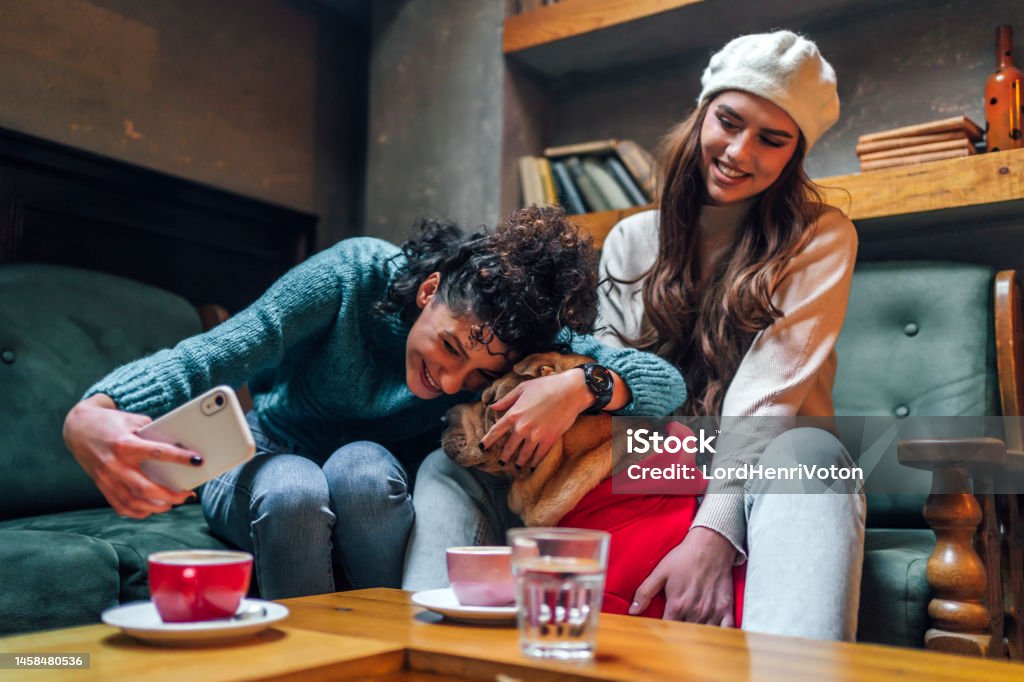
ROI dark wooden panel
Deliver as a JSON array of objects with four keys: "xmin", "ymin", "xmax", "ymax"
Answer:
[{"xmin": 0, "ymin": 127, "xmax": 316, "ymax": 312}]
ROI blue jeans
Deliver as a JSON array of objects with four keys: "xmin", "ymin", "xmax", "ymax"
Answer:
[
  {"xmin": 403, "ymin": 427, "xmax": 866, "ymax": 642},
  {"xmin": 200, "ymin": 412, "xmax": 413, "ymax": 599}
]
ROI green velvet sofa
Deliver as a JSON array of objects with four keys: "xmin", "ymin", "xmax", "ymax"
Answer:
[{"xmin": 0, "ymin": 264, "xmax": 233, "ymax": 636}]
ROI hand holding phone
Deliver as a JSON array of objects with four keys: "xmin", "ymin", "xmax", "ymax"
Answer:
[{"xmin": 137, "ymin": 386, "xmax": 255, "ymax": 491}]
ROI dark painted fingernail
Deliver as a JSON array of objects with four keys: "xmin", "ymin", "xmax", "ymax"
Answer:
[
  {"xmin": 514, "ymin": 464, "xmax": 522, "ymax": 471},
  {"xmin": 478, "ymin": 441, "xmax": 485, "ymax": 450},
  {"xmin": 497, "ymin": 459, "xmax": 506, "ymax": 467},
  {"xmin": 190, "ymin": 455, "xmax": 204, "ymax": 466}
]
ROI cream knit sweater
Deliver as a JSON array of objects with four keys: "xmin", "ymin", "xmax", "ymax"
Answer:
[{"xmin": 596, "ymin": 203, "xmax": 858, "ymax": 558}]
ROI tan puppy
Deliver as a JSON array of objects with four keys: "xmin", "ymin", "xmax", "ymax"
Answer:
[{"xmin": 441, "ymin": 352, "xmax": 615, "ymax": 526}]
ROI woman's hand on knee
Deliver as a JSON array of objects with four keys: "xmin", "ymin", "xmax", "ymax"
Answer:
[
  {"xmin": 481, "ymin": 372, "xmax": 592, "ymax": 470},
  {"xmin": 63, "ymin": 394, "xmax": 196, "ymax": 519},
  {"xmin": 631, "ymin": 527, "xmax": 738, "ymax": 626}
]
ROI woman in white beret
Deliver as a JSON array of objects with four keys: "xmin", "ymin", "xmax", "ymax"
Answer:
[{"xmin": 597, "ymin": 30, "xmax": 865, "ymax": 640}]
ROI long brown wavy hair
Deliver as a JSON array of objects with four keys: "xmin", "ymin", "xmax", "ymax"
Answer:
[{"xmin": 626, "ymin": 98, "xmax": 827, "ymax": 416}]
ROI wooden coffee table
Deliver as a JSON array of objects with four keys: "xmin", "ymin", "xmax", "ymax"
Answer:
[{"xmin": 2, "ymin": 588, "xmax": 1021, "ymax": 681}]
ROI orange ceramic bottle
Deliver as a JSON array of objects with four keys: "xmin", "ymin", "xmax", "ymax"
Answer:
[{"xmin": 985, "ymin": 25, "xmax": 1024, "ymax": 152}]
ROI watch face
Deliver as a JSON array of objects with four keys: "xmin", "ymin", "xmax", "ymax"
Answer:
[{"xmin": 588, "ymin": 365, "xmax": 612, "ymax": 393}]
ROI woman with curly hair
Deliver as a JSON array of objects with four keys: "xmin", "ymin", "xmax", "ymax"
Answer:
[
  {"xmin": 598, "ymin": 31, "xmax": 865, "ymax": 640},
  {"xmin": 63, "ymin": 205, "xmax": 685, "ymax": 599}
]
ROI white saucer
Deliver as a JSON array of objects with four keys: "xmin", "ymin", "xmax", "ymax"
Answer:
[
  {"xmin": 411, "ymin": 588, "xmax": 517, "ymax": 625},
  {"xmin": 101, "ymin": 598, "xmax": 289, "ymax": 645}
]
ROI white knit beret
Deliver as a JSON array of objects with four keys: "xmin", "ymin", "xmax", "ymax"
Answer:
[{"xmin": 698, "ymin": 30, "xmax": 840, "ymax": 150}]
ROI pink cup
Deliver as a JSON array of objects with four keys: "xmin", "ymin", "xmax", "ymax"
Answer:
[
  {"xmin": 148, "ymin": 550, "xmax": 253, "ymax": 622},
  {"xmin": 446, "ymin": 546, "xmax": 515, "ymax": 607}
]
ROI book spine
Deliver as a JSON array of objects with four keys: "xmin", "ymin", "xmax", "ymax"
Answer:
[
  {"xmin": 614, "ymin": 140, "xmax": 657, "ymax": 202},
  {"xmin": 565, "ymin": 156, "xmax": 610, "ymax": 211},
  {"xmin": 604, "ymin": 156, "xmax": 649, "ymax": 204},
  {"xmin": 550, "ymin": 160, "xmax": 587, "ymax": 214},
  {"xmin": 518, "ymin": 155, "xmax": 545, "ymax": 207},
  {"xmin": 854, "ymin": 131, "xmax": 967, "ymax": 155},
  {"xmin": 858, "ymin": 138, "xmax": 974, "ymax": 162},
  {"xmin": 859, "ymin": 148, "xmax": 971, "ymax": 171},
  {"xmin": 535, "ymin": 157, "xmax": 559, "ymax": 206},
  {"xmin": 581, "ymin": 157, "xmax": 633, "ymax": 209}
]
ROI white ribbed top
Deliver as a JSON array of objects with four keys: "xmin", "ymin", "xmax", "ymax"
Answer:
[{"xmin": 596, "ymin": 203, "xmax": 858, "ymax": 557}]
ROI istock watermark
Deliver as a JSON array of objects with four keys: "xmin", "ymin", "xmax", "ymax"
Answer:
[
  {"xmin": 607, "ymin": 416, "xmax": 1024, "ymax": 495},
  {"xmin": 625, "ymin": 427, "xmax": 718, "ymax": 455}
]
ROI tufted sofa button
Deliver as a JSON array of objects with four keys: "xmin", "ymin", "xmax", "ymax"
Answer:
[
  {"xmin": 894, "ymin": 405, "xmax": 910, "ymax": 418},
  {"xmin": 1, "ymin": 349, "xmax": 14, "ymax": 364},
  {"xmin": 903, "ymin": 322, "xmax": 919, "ymax": 337}
]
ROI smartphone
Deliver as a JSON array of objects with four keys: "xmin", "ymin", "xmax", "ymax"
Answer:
[{"xmin": 137, "ymin": 386, "xmax": 256, "ymax": 491}]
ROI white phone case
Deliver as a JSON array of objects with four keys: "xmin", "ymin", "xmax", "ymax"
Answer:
[{"xmin": 137, "ymin": 386, "xmax": 256, "ymax": 491}]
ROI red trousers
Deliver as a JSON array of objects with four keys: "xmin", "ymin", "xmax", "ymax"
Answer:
[{"xmin": 557, "ymin": 424, "xmax": 745, "ymax": 624}]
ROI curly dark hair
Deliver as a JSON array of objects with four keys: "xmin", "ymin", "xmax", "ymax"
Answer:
[{"xmin": 375, "ymin": 205, "xmax": 598, "ymax": 358}]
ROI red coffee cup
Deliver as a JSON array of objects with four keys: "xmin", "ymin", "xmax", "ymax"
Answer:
[
  {"xmin": 446, "ymin": 546, "xmax": 514, "ymax": 607},
  {"xmin": 148, "ymin": 550, "xmax": 253, "ymax": 622}
]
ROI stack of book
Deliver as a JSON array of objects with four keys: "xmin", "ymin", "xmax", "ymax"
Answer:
[
  {"xmin": 856, "ymin": 116, "xmax": 983, "ymax": 172},
  {"xmin": 518, "ymin": 139, "xmax": 656, "ymax": 215}
]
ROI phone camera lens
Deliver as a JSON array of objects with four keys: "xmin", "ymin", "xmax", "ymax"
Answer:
[{"xmin": 215, "ymin": 394, "xmax": 225, "ymax": 407}]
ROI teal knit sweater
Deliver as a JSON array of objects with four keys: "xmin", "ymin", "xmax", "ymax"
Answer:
[{"xmin": 88, "ymin": 237, "xmax": 686, "ymax": 455}]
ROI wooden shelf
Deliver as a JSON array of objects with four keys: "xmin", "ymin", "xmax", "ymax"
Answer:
[
  {"xmin": 566, "ymin": 148, "xmax": 1024, "ymax": 247},
  {"xmin": 816, "ymin": 148, "xmax": 1024, "ymax": 222},
  {"xmin": 503, "ymin": 0, "xmax": 892, "ymax": 80},
  {"xmin": 503, "ymin": 0, "xmax": 703, "ymax": 54},
  {"xmin": 569, "ymin": 205, "xmax": 651, "ymax": 248}
]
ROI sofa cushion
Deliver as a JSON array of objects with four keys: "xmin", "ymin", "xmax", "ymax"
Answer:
[
  {"xmin": 0, "ymin": 530, "xmax": 120, "ymax": 636},
  {"xmin": 0, "ymin": 504, "xmax": 232, "ymax": 608},
  {"xmin": 835, "ymin": 262, "xmax": 998, "ymax": 526},
  {"xmin": 857, "ymin": 528, "xmax": 935, "ymax": 648},
  {"xmin": 0, "ymin": 264, "xmax": 202, "ymax": 520}
]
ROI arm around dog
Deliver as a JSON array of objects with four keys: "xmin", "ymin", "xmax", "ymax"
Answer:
[
  {"xmin": 563, "ymin": 331, "xmax": 686, "ymax": 417},
  {"xmin": 481, "ymin": 339, "xmax": 686, "ymax": 469}
]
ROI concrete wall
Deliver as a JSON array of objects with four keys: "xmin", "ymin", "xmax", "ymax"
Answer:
[
  {"xmin": 363, "ymin": 0, "xmax": 504, "ymax": 245},
  {"xmin": 5, "ymin": 1, "xmax": 1017, "ymax": 248},
  {"xmin": 0, "ymin": 0, "xmax": 367, "ymax": 247}
]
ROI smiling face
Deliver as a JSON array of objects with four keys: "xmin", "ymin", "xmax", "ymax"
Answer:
[
  {"xmin": 404, "ymin": 273, "xmax": 513, "ymax": 399},
  {"xmin": 699, "ymin": 90, "xmax": 801, "ymax": 206}
]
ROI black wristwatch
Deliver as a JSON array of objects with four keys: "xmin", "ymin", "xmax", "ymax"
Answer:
[{"xmin": 578, "ymin": 363, "xmax": 614, "ymax": 415}]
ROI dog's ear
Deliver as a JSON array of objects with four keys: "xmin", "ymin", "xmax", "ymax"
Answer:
[
  {"xmin": 512, "ymin": 352, "xmax": 560, "ymax": 378},
  {"xmin": 513, "ymin": 352, "xmax": 597, "ymax": 378},
  {"xmin": 482, "ymin": 371, "xmax": 522, "ymax": 405}
]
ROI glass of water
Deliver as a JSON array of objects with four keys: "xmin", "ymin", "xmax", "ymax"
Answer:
[{"xmin": 507, "ymin": 527, "xmax": 610, "ymax": 661}]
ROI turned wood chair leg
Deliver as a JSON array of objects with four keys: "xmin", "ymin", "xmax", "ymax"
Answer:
[{"xmin": 923, "ymin": 468, "xmax": 991, "ymax": 656}]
